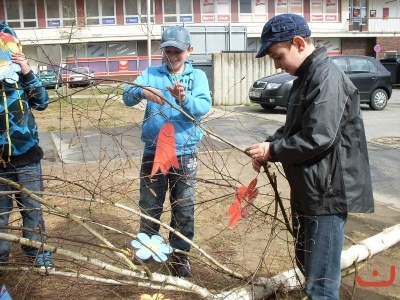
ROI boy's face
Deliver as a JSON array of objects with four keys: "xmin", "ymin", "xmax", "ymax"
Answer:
[
  {"xmin": 267, "ymin": 38, "xmax": 306, "ymax": 75},
  {"xmin": 162, "ymin": 46, "xmax": 193, "ymax": 73}
]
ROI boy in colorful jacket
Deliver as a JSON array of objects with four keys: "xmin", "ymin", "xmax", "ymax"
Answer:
[
  {"xmin": 0, "ymin": 22, "xmax": 53, "ymax": 272},
  {"xmin": 123, "ymin": 25, "xmax": 211, "ymax": 277}
]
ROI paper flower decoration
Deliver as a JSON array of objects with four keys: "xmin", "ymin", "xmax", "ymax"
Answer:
[
  {"xmin": 0, "ymin": 32, "xmax": 22, "ymax": 84},
  {"xmin": 131, "ymin": 233, "xmax": 173, "ymax": 263},
  {"xmin": 228, "ymin": 178, "xmax": 259, "ymax": 227},
  {"xmin": 140, "ymin": 293, "xmax": 170, "ymax": 300},
  {"xmin": 1, "ymin": 284, "xmax": 12, "ymax": 300},
  {"xmin": 151, "ymin": 123, "xmax": 179, "ymax": 176}
]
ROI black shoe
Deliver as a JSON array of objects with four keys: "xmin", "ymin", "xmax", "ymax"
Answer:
[{"xmin": 170, "ymin": 254, "xmax": 191, "ymax": 278}]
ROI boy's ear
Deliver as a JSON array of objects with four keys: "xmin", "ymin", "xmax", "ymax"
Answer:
[
  {"xmin": 187, "ymin": 46, "xmax": 194, "ymax": 54},
  {"xmin": 292, "ymin": 36, "xmax": 306, "ymax": 51}
]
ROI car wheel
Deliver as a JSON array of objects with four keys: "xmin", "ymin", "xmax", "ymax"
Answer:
[
  {"xmin": 260, "ymin": 104, "xmax": 277, "ymax": 110},
  {"xmin": 369, "ymin": 89, "xmax": 388, "ymax": 111}
]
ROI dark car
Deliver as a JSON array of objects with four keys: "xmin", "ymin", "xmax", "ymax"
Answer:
[
  {"xmin": 37, "ymin": 70, "xmax": 62, "ymax": 89},
  {"xmin": 249, "ymin": 72, "xmax": 295, "ymax": 110},
  {"xmin": 249, "ymin": 55, "xmax": 392, "ymax": 111}
]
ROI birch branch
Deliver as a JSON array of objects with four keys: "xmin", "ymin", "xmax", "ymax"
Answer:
[{"xmin": 212, "ymin": 223, "xmax": 400, "ymax": 300}]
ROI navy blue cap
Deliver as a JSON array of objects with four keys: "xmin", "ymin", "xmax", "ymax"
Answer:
[
  {"xmin": 256, "ymin": 14, "xmax": 311, "ymax": 58},
  {"xmin": 0, "ymin": 22, "xmax": 18, "ymax": 38},
  {"xmin": 160, "ymin": 26, "xmax": 191, "ymax": 51}
]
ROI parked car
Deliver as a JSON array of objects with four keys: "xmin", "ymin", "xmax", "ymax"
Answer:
[
  {"xmin": 37, "ymin": 70, "xmax": 62, "ymax": 89},
  {"xmin": 249, "ymin": 55, "xmax": 392, "ymax": 111},
  {"xmin": 68, "ymin": 67, "xmax": 94, "ymax": 88}
]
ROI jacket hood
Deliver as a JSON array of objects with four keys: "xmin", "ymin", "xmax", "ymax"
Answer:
[{"xmin": 0, "ymin": 22, "xmax": 18, "ymax": 38}]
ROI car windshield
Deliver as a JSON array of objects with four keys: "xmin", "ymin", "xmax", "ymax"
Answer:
[
  {"xmin": 72, "ymin": 67, "xmax": 89, "ymax": 74},
  {"xmin": 39, "ymin": 70, "xmax": 56, "ymax": 75}
]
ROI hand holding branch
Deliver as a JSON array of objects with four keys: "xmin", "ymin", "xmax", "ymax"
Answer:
[
  {"xmin": 245, "ymin": 142, "xmax": 271, "ymax": 172},
  {"xmin": 143, "ymin": 87, "xmax": 165, "ymax": 105},
  {"xmin": 167, "ymin": 81, "xmax": 185, "ymax": 102}
]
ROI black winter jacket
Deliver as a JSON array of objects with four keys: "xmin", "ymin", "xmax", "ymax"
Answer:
[{"xmin": 267, "ymin": 46, "xmax": 374, "ymax": 215}]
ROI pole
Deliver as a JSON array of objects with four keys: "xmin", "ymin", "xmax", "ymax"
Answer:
[{"xmin": 147, "ymin": 0, "xmax": 151, "ymax": 67}]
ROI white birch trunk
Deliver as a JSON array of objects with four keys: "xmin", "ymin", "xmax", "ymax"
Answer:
[{"xmin": 214, "ymin": 224, "xmax": 400, "ymax": 300}]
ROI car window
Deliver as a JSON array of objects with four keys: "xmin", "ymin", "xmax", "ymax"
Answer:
[
  {"xmin": 348, "ymin": 57, "xmax": 370, "ymax": 73},
  {"xmin": 72, "ymin": 67, "xmax": 89, "ymax": 74},
  {"xmin": 367, "ymin": 60, "xmax": 379, "ymax": 73},
  {"xmin": 331, "ymin": 57, "xmax": 347, "ymax": 73}
]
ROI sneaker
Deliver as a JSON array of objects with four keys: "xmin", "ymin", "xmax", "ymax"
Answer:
[
  {"xmin": 35, "ymin": 252, "xmax": 55, "ymax": 272},
  {"xmin": 170, "ymin": 254, "xmax": 191, "ymax": 278}
]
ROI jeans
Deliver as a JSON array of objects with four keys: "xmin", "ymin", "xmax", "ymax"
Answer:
[
  {"xmin": 139, "ymin": 154, "xmax": 197, "ymax": 252},
  {"xmin": 292, "ymin": 212, "xmax": 347, "ymax": 300},
  {"xmin": 0, "ymin": 161, "xmax": 46, "ymax": 261}
]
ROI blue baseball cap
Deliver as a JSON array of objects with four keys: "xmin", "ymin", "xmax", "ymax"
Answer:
[
  {"xmin": 160, "ymin": 26, "xmax": 191, "ymax": 51},
  {"xmin": 255, "ymin": 14, "xmax": 311, "ymax": 58}
]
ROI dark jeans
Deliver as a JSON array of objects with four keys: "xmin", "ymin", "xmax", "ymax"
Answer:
[
  {"xmin": 293, "ymin": 212, "xmax": 347, "ymax": 299},
  {"xmin": 139, "ymin": 153, "xmax": 197, "ymax": 252},
  {"xmin": 0, "ymin": 161, "xmax": 46, "ymax": 261}
]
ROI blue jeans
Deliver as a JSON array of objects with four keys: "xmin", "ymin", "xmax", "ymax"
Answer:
[
  {"xmin": 292, "ymin": 212, "xmax": 347, "ymax": 300},
  {"xmin": 139, "ymin": 154, "xmax": 197, "ymax": 252},
  {"xmin": 0, "ymin": 161, "xmax": 46, "ymax": 261}
]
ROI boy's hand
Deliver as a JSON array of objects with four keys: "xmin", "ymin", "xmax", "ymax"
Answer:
[
  {"xmin": 143, "ymin": 87, "xmax": 165, "ymax": 105},
  {"xmin": 245, "ymin": 142, "xmax": 271, "ymax": 172},
  {"xmin": 167, "ymin": 81, "xmax": 185, "ymax": 102},
  {"xmin": 11, "ymin": 52, "xmax": 31, "ymax": 75}
]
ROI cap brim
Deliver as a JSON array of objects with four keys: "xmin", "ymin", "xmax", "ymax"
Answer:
[
  {"xmin": 255, "ymin": 41, "xmax": 272, "ymax": 58},
  {"xmin": 160, "ymin": 41, "xmax": 188, "ymax": 51}
]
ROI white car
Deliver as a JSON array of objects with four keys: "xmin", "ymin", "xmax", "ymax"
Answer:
[{"xmin": 68, "ymin": 67, "xmax": 94, "ymax": 88}]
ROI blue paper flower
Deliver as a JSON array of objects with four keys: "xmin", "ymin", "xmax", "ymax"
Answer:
[
  {"xmin": 1, "ymin": 284, "xmax": 12, "ymax": 300},
  {"xmin": 131, "ymin": 233, "xmax": 173, "ymax": 263}
]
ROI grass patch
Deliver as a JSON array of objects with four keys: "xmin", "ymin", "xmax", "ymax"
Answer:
[{"xmin": 35, "ymin": 87, "xmax": 142, "ymax": 132}]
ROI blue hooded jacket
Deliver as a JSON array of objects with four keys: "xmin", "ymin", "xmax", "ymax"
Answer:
[
  {"xmin": 123, "ymin": 61, "xmax": 212, "ymax": 156},
  {"xmin": 0, "ymin": 22, "xmax": 49, "ymax": 164}
]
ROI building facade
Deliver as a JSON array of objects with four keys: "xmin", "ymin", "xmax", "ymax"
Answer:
[{"xmin": 1, "ymin": 0, "xmax": 399, "ymax": 79}]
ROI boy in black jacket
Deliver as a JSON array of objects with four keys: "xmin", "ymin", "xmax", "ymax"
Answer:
[{"xmin": 246, "ymin": 14, "xmax": 373, "ymax": 299}]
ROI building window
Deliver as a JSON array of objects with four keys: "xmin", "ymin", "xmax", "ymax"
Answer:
[
  {"xmin": 163, "ymin": 0, "xmax": 193, "ymax": 23},
  {"xmin": 45, "ymin": 0, "xmax": 76, "ymax": 27},
  {"xmin": 108, "ymin": 41, "xmax": 137, "ymax": 56},
  {"xmin": 275, "ymin": 0, "xmax": 303, "ymax": 15},
  {"xmin": 310, "ymin": 0, "xmax": 339, "ymax": 22},
  {"xmin": 201, "ymin": 0, "xmax": 231, "ymax": 22},
  {"xmin": 124, "ymin": 0, "xmax": 154, "ymax": 24},
  {"xmin": 4, "ymin": 0, "xmax": 37, "ymax": 28},
  {"xmin": 62, "ymin": 43, "xmax": 86, "ymax": 60},
  {"xmin": 88, "ymin": 43, "xmax": 106, "ymax": 57},
  {"xmin": 239, "ymin": 0, "xmax": 268, "ymax": 22},
  {"xmin": 350, "ymin": 0, "xmax": 366, "ymax": 25},
  {"xmin": 86, "ymin": 0, "xmax": 116, "ymax": 25}
]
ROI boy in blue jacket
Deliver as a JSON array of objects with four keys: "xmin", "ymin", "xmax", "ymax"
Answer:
[
  {"xmin": 123, "ymin": 25, "xmax": 212, "ymax": 277},
  {"xmin": 0, "ymin": 22, "xmax": 53, "ymax": 272}
]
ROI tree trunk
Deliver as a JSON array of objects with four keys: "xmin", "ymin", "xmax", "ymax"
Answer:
[{"xmin": 214, "ymin": 224, "xmax": 400, "ymax": 300}]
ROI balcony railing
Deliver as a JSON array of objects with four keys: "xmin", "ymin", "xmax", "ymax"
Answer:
[{"xmin": 351, "ymin": 17, "xmax": 400, "ymax": 33}]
